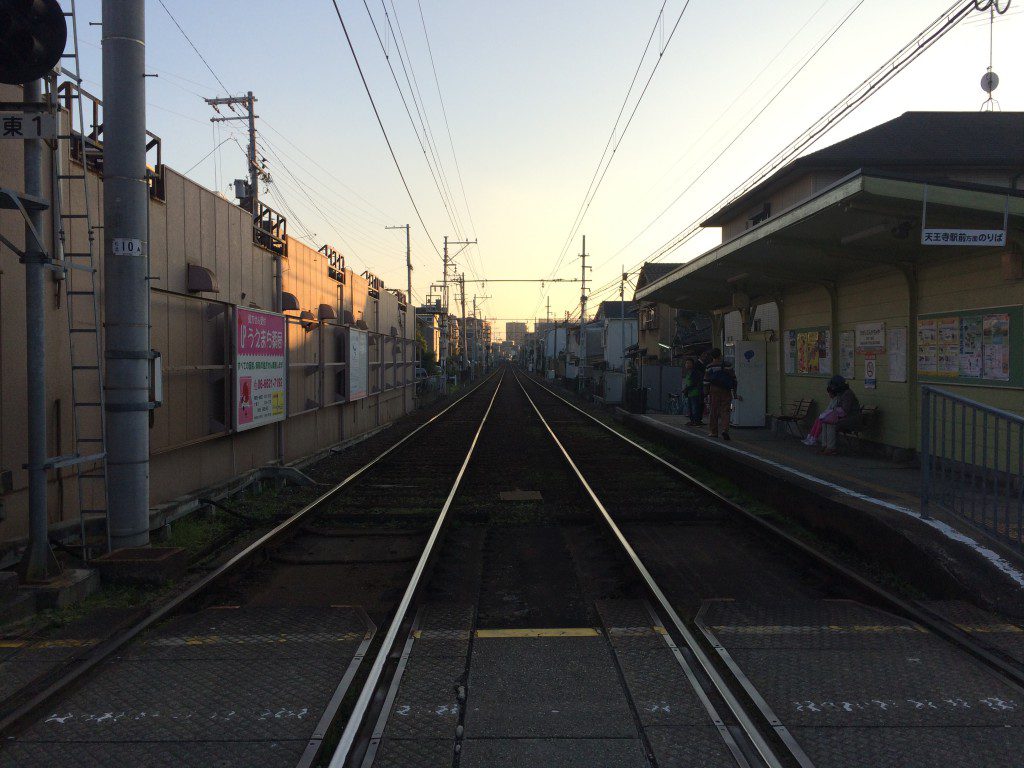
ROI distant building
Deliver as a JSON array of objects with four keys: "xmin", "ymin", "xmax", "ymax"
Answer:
[{"xmin": 505, "ymin": 321, "xmax": 527, "ymax": 347}]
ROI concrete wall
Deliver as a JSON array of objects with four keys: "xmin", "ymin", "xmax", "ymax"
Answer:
[{"xmin": 0, "ymin": 84, "xmax": 413, "ymax": 548}]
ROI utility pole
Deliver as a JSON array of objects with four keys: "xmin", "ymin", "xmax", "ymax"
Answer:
[
  {"xmin": 439, "ymin": 236, "xmax": 476, "ymax": 378},
  {"xmin": 103, "ymin": 0, "xmax": 152, "ymax": 549},
  {"xmin": 19, "ymin": 75, "xmax": 60, "ymax": 579},
  {"xmin": 471, "ymin": 295, "xmax": 491, "ymax": 375},
  {"xmin": 621, "ymin": 266, "xmax": 627, "ymax": 372},
  {"xmin": 206, "ymin": 93, "xmax": 259, "ymax": 213},
  {"xmin": 207, "ymin": 91, "xmax": 286, "ymax": 462},
  {"xmin": 458, "ymin": 273, "xmax": 467, "ymax": 376},
  {"xmin": 578, "ymin": 235, "xmax": 591, "ymax": 392},
  {"xmin": 387, "ymin": 224, "xmax": 411, "ymax": 405},
  {"xmin": 442, "ymin": 236, "xmax": 449, "ymax": 375},
  {"xmin": 386, "ymin": 225, "xmax": 412, "ymax": 306}
]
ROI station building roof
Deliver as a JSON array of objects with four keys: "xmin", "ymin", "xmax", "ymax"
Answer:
[
  {"xmin": 703, "ymin": 111, "xmax": 1024, "ymax": 227},
  {"xmin": 636, "ymin": 170, "xmax": 1024, "ymax": 312}
]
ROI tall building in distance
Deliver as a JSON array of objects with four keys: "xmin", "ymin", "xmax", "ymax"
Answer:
[{"xmin": 505, "ymin": 321, "xmax": 528, "ymax": 347}]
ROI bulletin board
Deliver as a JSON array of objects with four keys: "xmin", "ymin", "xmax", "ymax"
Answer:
[
  {"xmin": 916, "ymin": 306, "xmax": 1022, "ymax": 388},
  {"xmin": 784, "ymin": 327, "xmax": 833, "ymax": 377}
]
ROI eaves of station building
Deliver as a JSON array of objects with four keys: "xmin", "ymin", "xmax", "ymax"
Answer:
[{"xmin": 636, "ymin": 111, "xmax": 1024, "ymax": 453}]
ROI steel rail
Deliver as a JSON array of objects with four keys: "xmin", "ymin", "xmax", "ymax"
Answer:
[
  {"xmin": 512, "ymin": 369, "xmax": 788, "ymax": 768},
  {"xmin": 0, "ymin": 369, "xmax": 502, "ymax": 738},
  {"xmin": 520, "ymin": 371, "xmax": 1024, "ymax": 693},
  {"xmin": 327, "ymin": 370, "xmax": 505, "ymax": 768}
]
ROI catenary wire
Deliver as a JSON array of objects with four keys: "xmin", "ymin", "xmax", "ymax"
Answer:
[{"xmin": 328, "ymin": 0, "xmax": 443, "ymax": 259}]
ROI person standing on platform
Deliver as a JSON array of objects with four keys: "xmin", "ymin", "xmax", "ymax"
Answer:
[
  {"xmin": 682, "ymin": 357, "xmax": 703, "ymax": 426},
  {"xmin": 703, "ymin": 348, "xmax": 739, "ymax": 440}
]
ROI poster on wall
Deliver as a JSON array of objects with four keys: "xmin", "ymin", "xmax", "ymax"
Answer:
[
  {"xmin": 936, "ymin": 317, "xmax": 960, "ymax": 377},
  {"xmin": 840, "ymin": 330, "xmax": 855, "ymax": 379},
  {"xmin": 887, "ymin": 327, "xmax": 907, "ymax": 383},
  {"xmin": 918, "ymin": 310, "xmax": 1017, "ymax": 384},
  {"xmin": 788, "ymin": 329, "xmax": 832, "ymax": 375},
  {"xmin": 348, "ymin": 327, "xmax": 370, "ymax": 400},
  {"xmin": 235, "ymin": 307, "xmax": 286, "ymax": 432},
  {"xmin": 816, "ymin": 331, "xmax": 832, "ymax": 376},
  {"xmin": 959, "ymin": 315, "xmax": 983, "ymax": 378},
  {"xmin": 856, "ymin": 321, "xmax": 885, "ymax": 351},
  {"xmin": 916, "ymin": 318, "xmax": 937, "ymax": 374},
  {"xmin": 983, "ymin": 313, "xmax": 1011, "ymax": 381},
  {"xmin": 864, "ymin": 353, "xmax": 877, "ymax": 390}
]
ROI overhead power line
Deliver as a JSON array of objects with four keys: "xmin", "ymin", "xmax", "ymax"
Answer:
[
  {"xmin": 598, "ymin": 0, "xmax": 988, "ymax": 299},
  {"xmin": 549, "ymin": 0, "xmax": 694, "ymax": 281},
  {"xmin": 599, "ymin": 0, "xmax": 866, "ymax": 271},
  {"xmin": 155, "ymin": 0, "xmax": 232, "ymax": 95},
  {"xmin": 328, "ymin": 0, "xmax": 443, "ymax": 259}
]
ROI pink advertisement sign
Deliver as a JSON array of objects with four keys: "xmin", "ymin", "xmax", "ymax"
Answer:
[{"xmin": 235, "ymin": 307, "xmax": 286, "ymax": 431}]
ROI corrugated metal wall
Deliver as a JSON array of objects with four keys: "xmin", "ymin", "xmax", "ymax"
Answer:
[{"xmin": 0, "ymin": 84, "xmax": 414, "ymax": 546}]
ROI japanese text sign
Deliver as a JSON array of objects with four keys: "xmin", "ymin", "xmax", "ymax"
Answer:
[
  {"xmin": 235, "ymin": 307, "xmax": 286, "ymax": 431},
  {"xmin": 0, "ymin": 113, "xmax": 56, "ymax": 140},
  {"xmin": 922, "ymin": 229, "xmax": 1005, "ymax": 247}
]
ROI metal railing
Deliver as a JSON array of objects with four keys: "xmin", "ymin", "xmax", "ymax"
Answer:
[{"xmin": 920, "ymin": 385, "xmax": 1024, "ymax": 547}]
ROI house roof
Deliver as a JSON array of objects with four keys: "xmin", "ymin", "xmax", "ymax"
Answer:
[
  {"xmin": 636, "ymin": 262, "xmax": 683, "ymax": 290},
  {"xmin": 594, "ymin": 301, "xmax": 637, "ymax": 320},
  {"xmin": 704, "ymin": 111, "xmax": 1024, "ymax": 226}
]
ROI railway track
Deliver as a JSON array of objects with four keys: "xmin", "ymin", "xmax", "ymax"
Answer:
[
  {"xmin": 329, "ymin": 365, "xmax": 1024, "ymax": 768},
  {"xmin": 4, "ymin": 364, "xmax": 1023, "ymax": 767},
  {"xmin": 0, "ymin": 371, "xmax": 504, "ymax": 767}
]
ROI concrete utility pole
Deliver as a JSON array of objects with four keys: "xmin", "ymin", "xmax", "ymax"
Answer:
[
  {"xmin": 621, "ymin": 266, "xmax": 627, "ymax": 371},
  {"xmin": 206, "ymin": 93, "xmax": 270, "ymax": 307},
  {"xmin": 103, "ymin": 0, "xmax": 151, "ymax": 548},
  {"xmin": 471, "ymin": 295, "xmax": 491, "ymax": 375},
  {"xmin": 458, "ymin": 273, "xmax": 467, "ymax": 374},
  {"xmin": 206, "ymin": 93, "xmax": 259, "ymax": 213},
  {"xmin": 578, "ymin": 235, "xmax": 590, "ymax": 392},
  {"xmin": 442, "ymin": 236, "xmax": 449, "ymax": 374},
  {"xmin": 440, "ymin": 236, "xmax": 476, "ymax": 376},
  {"xmin": 386, "ymin": 224, "xmax": 411, "ymax": 401},
  {"xmin": 19, "ymin": 77, "xmax": 60, "ymax": 580}
]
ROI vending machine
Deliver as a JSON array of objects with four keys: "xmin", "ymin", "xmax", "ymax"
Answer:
[{"xmin": 730, "ymin": 340, "xmax": 766, "ymax": 427}]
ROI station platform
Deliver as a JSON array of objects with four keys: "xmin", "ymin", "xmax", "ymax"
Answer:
[
  {"xmin": 619, "ymin": 412, "xmax": 1024, "ymax": 614},
  {"xmin": 0, "ymin": 606, "xmax": 374, "ymax": 768}
]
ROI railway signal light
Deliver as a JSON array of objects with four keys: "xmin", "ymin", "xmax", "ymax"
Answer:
[{"xmin": 0, "ymin": 0, "xmax": 68, "ymax": 85}]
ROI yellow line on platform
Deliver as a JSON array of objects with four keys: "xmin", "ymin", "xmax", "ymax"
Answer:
[
  {"xmin": 957, "ymin": 623, "xmax": 1024, "ymax": 634},
  {"xmin": 712, "ymin": 624, "xmax": 925, "ymax": 634},
  {"xmin": 474, "ymin": 627, "xmax": 601, "ymax": 638}
]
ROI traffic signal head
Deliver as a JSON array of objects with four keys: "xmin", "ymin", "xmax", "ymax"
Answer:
[{"xmin": 0, "ymin": 0, "xmax": 68, "ymax": 85}]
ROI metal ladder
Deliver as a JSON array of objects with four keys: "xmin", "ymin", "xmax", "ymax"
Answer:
[{"xmin": 46, "ymin": 0, "xmax": 110, "ymax": 558}]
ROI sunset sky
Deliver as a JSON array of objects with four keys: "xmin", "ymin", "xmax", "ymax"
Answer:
[{"xmin": 74, "ymin": 0, "xmax": 1024, "ymax": 338}]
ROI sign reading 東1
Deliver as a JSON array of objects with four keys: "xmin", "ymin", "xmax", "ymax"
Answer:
[{"xmin": 0, "ymin": 113, "xmax": 56, "ymax": 140}]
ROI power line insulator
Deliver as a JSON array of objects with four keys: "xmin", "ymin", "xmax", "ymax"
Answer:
[{"xmin": 0, "ymin": 0, "xmax": 68, "ymax": 85}]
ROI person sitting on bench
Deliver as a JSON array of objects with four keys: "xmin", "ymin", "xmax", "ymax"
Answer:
[{"xmin": 807, "ymin": 375, "xmax": 860, "ymax": 455}]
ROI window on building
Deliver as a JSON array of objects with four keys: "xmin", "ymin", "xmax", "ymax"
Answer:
[{"xmin": 747, "ymin": 202, "xmax": 771, "ymax": 228}]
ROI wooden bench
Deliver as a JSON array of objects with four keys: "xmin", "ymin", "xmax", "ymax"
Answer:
[
  {"xmin": 775, "ymin": 397, "xmax": 813, "ymax": 438},
  {"xmin": 839, "ymin": 404, "xmax": 878, "ymax": 438}
]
